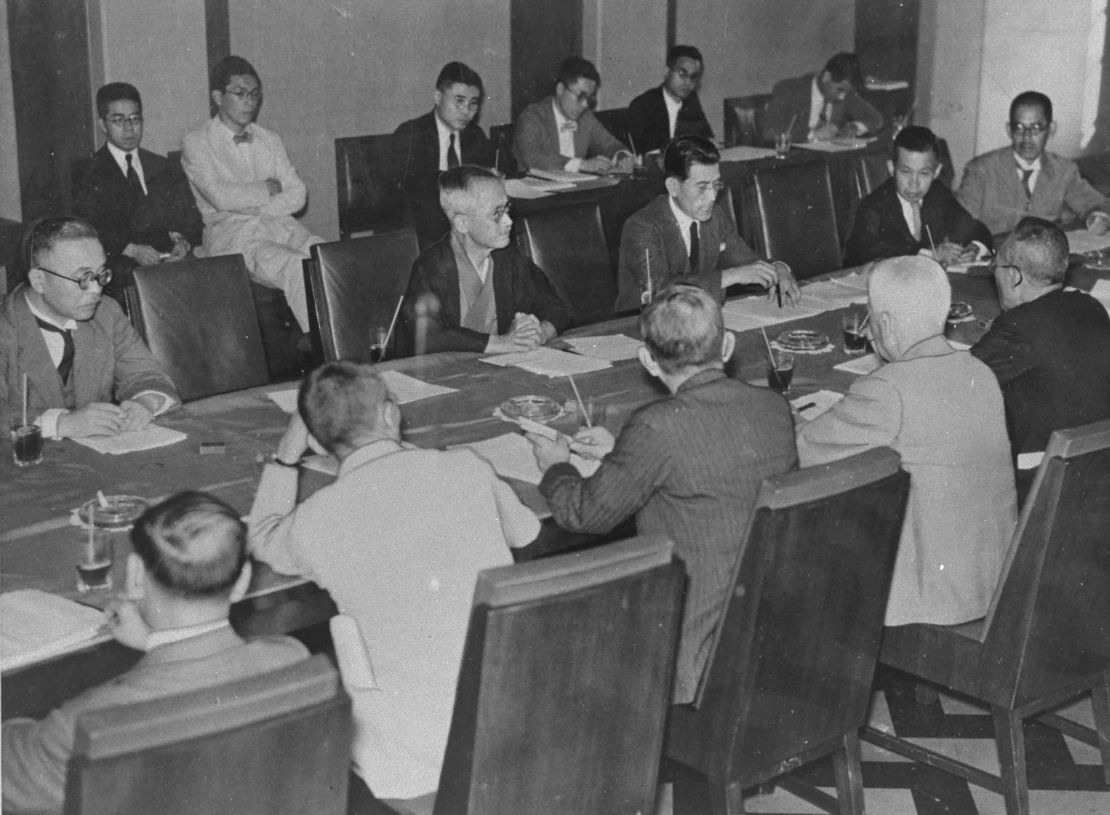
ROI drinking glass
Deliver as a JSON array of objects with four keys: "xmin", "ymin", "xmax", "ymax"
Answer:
[{"xmin": 767, "ymin": 350, "xmax": 795, "ymax": 395}]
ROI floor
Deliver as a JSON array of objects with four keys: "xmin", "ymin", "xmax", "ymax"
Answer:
[{"xmin": 656, "ymin": 670, "xmax": 1110, "ymax": 815}]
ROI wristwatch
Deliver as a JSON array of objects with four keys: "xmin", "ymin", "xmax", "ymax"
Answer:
[{"xmin": 269, "ymin": 454, "xmax": 300, "ymax": 468}]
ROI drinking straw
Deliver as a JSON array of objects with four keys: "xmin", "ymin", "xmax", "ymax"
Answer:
[
  {"xmin": 86, "ymin": 507, "xmax": 96, "ymax": 564},
  {"xmin": 859, "ymin": 311, "xmax": 871, "ymax": 331},
  {"xmin": 785, "ymin": 114, "xmax": 797, "ymax": 140},
  {"xmin": 643, "ymin": 249, "xmax": 652, "ymax": 303},
  {"xmin": 627, "ymin": 132, "xmax": 638, "ymax": 158},
  {"xmin": 97, "ymin": 490, "xmax": 110, "ymax": 509},
  {"xmin": 760, "ymin": 327, "xmax": 776, "ymax": 366},
  {"xmin": 494, "ymin": 147, "xmax": 500, "ymax": 175},
  {"xmin": 925, "ymin": 224, "xmax": 938, "ymax": 258},
  {"xmin": 21, "ymin": 373, "xmax": 28, "ymax": 427},
  {"xmin": 381, "ymin": 295, "xmax": 404, "ymax": 354},
  {"xmin": 567, "ymin": 374, "xmax": 592, "ymax": 428}
]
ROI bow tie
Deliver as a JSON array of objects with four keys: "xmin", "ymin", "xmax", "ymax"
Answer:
[
  {"xmin": 233, "ymin": 131, "xmax": 252, "ymax": 145},
  {"xmin": 560, "ymin": 120, "xmax": 578, "ymax": 133}
]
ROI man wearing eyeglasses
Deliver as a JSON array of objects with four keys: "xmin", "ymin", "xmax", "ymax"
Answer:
[
  {"xmin": 512, "ymin": 56, "xmax": 634, "ymax": 174},
  {"xmin": 0, "ymin": 218, "xmax": 179, "ymax": 439},
  {"xmin": 72, "ymin": 83, "xmax": 203, "ymax": 305},
  {"xmin": 615, "ymin": 136, "xmax": 799, "ymax": 311},
  {"xmin": 958, "ymin": 90, "xmax": 1110, "ymax": 235},
  {"xmin": 401, "ymin": 166, "xmax": 569, "ymax": 354},
  {"xmin": 182, "ymin": 55, "xmax": 323, "ymax": 335},
  {"xmin": 627, "ymin": 45, "xmax": 714, "ymax": 156}
]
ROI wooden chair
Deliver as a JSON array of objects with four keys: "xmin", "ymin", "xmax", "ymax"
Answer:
[
  {"xmin": 431, "ymin": 535, "xmax": 685, "ymax": 815},
  {"xmin": 126, "ymin": 254, "xmax": 270, "ymax": 401},
  {"xmin": 750, "ymin": 161, "xmax": 842, "ymax": 280},
  {"xmin": 488, "ymin": 123, "xmax": 517, "ymax": 178},
  {"xmin": 594, "ymin": 107, "xmax": 631, "ymax": 148},
  {"xmin": 515, "ymin": 201, "xmax": 616, "ymax": 326},
  {"xmin": 303, "ymin": 229, "xmax": 420, "ymax": 363},
  {"xmin": 853, "ymin": 150, "xmax": 891, "ymax": 200},
  {"xmin": 722, "ymin": 94, "xmax": 771, "ymax": 147},
  {"xmin": 863, "ymin": 418, "xmax": 1110, "ymax": 815},
  {"xmin": 335, "ymin": 133, "xmax": 411, "ymax": 239},
  {"xmin": 63, "ymin": 655, "xmax": 351, "ymax": 815},
  {"xmin": 665, "ymin": 447, "xmax": 910, "ymax": 815}
]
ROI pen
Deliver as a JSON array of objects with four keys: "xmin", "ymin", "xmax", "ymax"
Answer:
[
  {"xmin": 775, "ymin": 280, "xmax": 783, "ymax": 309},
  {"xmin": 796, "ymin": 402, "xmax": 817, "ymax": 412}
]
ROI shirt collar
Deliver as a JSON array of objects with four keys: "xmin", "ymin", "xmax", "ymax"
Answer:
[
  {"xmin": 145, "ymin": 619, "xmax": 231, "ymax": 652},
  {"xmin": 25, "ymin": 291, "xmax": 78, "ymax": 331},
  {"xmin": 434, "ymin": 110, "xmax": 455, "ymax": 141},
  {"xmin": 1013, "ymin": 152, "xmax": 1042, "ymax": 172},
  {"xmin": 214, "ymin": 116, "xmax": 252, "ymax": 142},
  {"xmin": 106, "ymin": 141, "xmax": 137, "ymax": 174},
  {"xmin": 676, "ymin": 368, "xmax": 727, "ymax": 394},
  {"xmin": 552, "ymin": 98, "xmax": 573, "ymax": 130},
  {"xmin": 668, "ymin": 194, "xmax": 698, "ymax": 235}
]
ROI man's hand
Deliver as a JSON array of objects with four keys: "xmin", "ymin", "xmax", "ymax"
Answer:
[
  {"xmin": 569, "ymin": 426, "xmax": 615, "ymax": 460},
  {"xmin": 1087, "ymin": 211, "xmax": 1110, "ymax": 236},
  {"xmin": 526, "ymin": 431, "xmax": 571, "ymax": 472},
  {"xmin": 57, "ymin": 403, "xmax": 126, "ymax": 438},
  {"xmin": 118, "ymin": 400, "xmax": 154, "ymax": 433},
  {"xmin": 105, "ymin": 598, "xmax": 151, "ymax": 651},
  {"xmin": 578, "ymin": 156, "xmax": 613, "ymax": 174},
  {"xmin": 933, "ymin": 241, "xmax": 977, "ymax": 266},
  {"xmin": 842, "ymin": 121, "xmax": 869, "ymax": 137},
  {"xmin": 265, "ymin": 177, "xmax": 283, "ymax": 196},
  {"xmin": 723, "ymin": 260, "xmax": 799, "ymax": 305},
  {"xmin": 166, "ymin": 232, "xmax": 190, "ymax": 261},
  {"xmin": 485, "ymin": 313, "xmax": 545, "ymax": 354},
  {"xmin": 809, "ymin": 123, "xmax": 839, "ymax": 142},
  {"xmin": 275, "ymin": 413, "xmax": 311, "ymax": 464},
  {"xmin": 772, "ymin": 262, "xmax": 801, "ymax": 304},
  {"xmin": 611, "ymin": 152, "xmax": 635, "ymax": 174},
  {"xmin": 122, "ymin": 243, "xmax": 162, "ymax": 266}
]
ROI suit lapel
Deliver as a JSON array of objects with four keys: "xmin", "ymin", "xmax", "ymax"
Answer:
[
  {"xmin": 12, "ymin": 292, "xmax": 65, "ymax": 407},
  {"xmin": 72, "ymin": 316, "xmax": 112, "ymax": 407}
]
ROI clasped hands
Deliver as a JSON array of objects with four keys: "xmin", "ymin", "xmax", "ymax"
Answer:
[
  {"xmin": 578, "ymin": 151, "xmax": 635, "ymax": 175},
  {"xmin": 485, "ymin": 312, "xmax": 554, "ymax": 354},
  {"xmin": 526, "ymin": 425, "xmax": 614, "ymax": 472},
  {"xmin": 723, "ymin": 260, "xmax": 801, "ymax": 305}
]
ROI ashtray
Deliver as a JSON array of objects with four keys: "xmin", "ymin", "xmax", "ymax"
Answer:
[
  {"xmin": 947, "ymin": 301, "xmax": 973, "ymax": 322},
  {"xmin": 776, "ymin": 329, "xmax": 830, "ymax": 352},
  {"xmin": 500, "ymin": 395, "xmax": 561, "ymax": 423},
  {"xmin": 79, "ymin": 495, "xmax": 148, "ymax": 529}
]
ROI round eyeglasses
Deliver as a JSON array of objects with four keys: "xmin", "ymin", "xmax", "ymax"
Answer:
[
  {"xmin": 36, "ymin": 266, "xmax": 113, "ymax": 291},
  {"xmin": 104, "ymin": 114, "xmax": 143, "ymax": 128}
]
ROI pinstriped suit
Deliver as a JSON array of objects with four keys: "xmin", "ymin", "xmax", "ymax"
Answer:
[{"xmin": 539, "ymin": 368, "xmax": 799, "ymax": 703}]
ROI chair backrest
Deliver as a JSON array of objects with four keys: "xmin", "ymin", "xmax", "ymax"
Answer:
[
  {"xmin": 127, "ymin": 254, "xmax": 270, "ymax": 401},
  {"xmin": 854, "ymin": 150, "xmax": 892, "ymax": 199},
  {"xmin": 304, "ymin": 230, "xmax": 420, "ymax": 363},
  {"xmin": 666, "ymin": 447, "xmax": 909, "ymax": 786},
  {"xmin": 64, "ymin": 655, "xmax": 351, "ymax": 815},
  {"xmin": 488, "ymin": 123, "xmax": 517, "ymax": 178},
  {"xmin": 335, "ymin": 133, "xmax": 411, "ymax": 239},
  {"xmin": 723, "ymin": 94, "xmax": 771, "ymax": 147},
  {"xmin": 515, "ymin": 200, "xmax": 616, "ymax": 327},
  {"xmin": 594, "ymin": 108, "xmax": 631, "ymax": 148},
  {"xmin": 434, "ymin": 536, "xmax": 685, "ymax": 815},
  {"xmin": 751, "ymin": 161, "xmax": 842, "ymax": 280},
  {"xmin": 979, "ymin": 418, "xmax": 1110, "ymax": 707}
]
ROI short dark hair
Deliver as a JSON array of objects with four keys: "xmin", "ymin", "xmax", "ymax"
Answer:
[
  {"xmin": 893, "ymin": 125, "xmax": 941, "ymax": 163},
  {"xmin": 1010, "ymin": 90, "xmax": 1053, "ymax": 124},
  {"xmin": 640, "ymin": 284, "xmax": 723, "ymax": 374},
  {"xmin": 210, "ymin": 55, "xmax": 260, "ymax": 93},
  {"xmin": 823, "ymin": 52, "xmax": 864, "ymax": 89},
  {"xmin": 436, "ymin": 62, "xmax": 483, "ymax": 95},
  {"xmin": 557, "ymin": 56, "xmax": 600, "ymax": 88},
  {"xmin": 666, "ymin": 45, "xmax": 703, "ymax": 68},
  {"xmin": 298, "ymin": 360, "xmax": 391, "ymax": 454},
  {"xmin": 130, "ymin": 491, "xmax": 247, "ymax": 598},
  {"xmin": 663, "ymin": 135, "xmax": 719, "ymax": 181},
  {"xmin": 96, "ymin": 82, "xmax": 141, "ymax": 119},
  {"xmin": 1008, "ymin": 216, "xmax": 1068, "ymax": 286},
  {"xmin": 24, "ymin": 216, "xmax": 99, "ymax": 269}
]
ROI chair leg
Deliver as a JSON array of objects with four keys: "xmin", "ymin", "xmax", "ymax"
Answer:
[
  {"xmin": 991, "ymin": 706, "xmax": 1030, "ymax": 815},
  {"xmin": 831, "ymin": 730, "xmax": 866, "ymax": 815},
  {"xmin": 1092, "ymin": 671, "xmax": 1110, "ymax": 784}
]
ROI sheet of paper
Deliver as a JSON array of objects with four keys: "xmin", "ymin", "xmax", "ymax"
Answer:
[
  {"xmin": 1090, "ymin": 279, "xmax": 1110, "ymax": 318},
  {"xmin": 720, "ymin": 293, "xmax": 831, "ymax": 333},
  {"xmin": 72, "ymin": 424, "xmax": 187, "ymax": 455},
  {"xmin": 718, "ymin": 145, "xmax": 777, "ymax": 162},
  {"xmin": 479, "ymin": 347, "xmax": 612, "ymax": 377},
  {"xmin": 0, "ymin": 590, "xmax": 107, "ymax": 672},
  {"xmin": 455, "ymin": 432, "xmax": 599, "ymax": 485},
  {"xmin": 300, "ymin": 453, "xmax": 339, "ymax": 477},
  {"xmin": 834, "ymin": 353, "xmax": 882, "ymax": 376},
  {"xmin": 796, "ymin": 138, "xmax": 874, "ymax": 152},
  {"xmin": 266, "ymin": 387, "xmax": 299, "ymax": 413},
  {"xmin": 948, "ymin": 339, "xmax": 971, "ymax": 351},
  {"xmin": 563, "ymin": 334, "xmax": 643, "ymax": 362},
  {"xmin": 1066, "ymin": 229, "xmax": 1110, "ymax": 256},
  {"xmin": 829, "ymin": 271, "xmax": 870, "ymax": 293},
  {"xmin": 1017, "ymin": 451, "xmax": 1044, "ymax": 471},
  {"xmin": 266, "ymin": 372, "xmax": 456, "ymax": 413},
  {"xmin": 527, "ymin": 168, "xmax": 595, "ymax": 184},
  {"xmin": 791, "ymin": 389, "xmax": 843, "ymax": 420},
  {"xmin": 504, "ymin": 178, "xmax": 555, "ymax": 198},
  {"xmin": 795, "ymin": 279, "xmax": 868, "ymax": 309}
]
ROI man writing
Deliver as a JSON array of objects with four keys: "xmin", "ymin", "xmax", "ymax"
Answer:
[
  {"xmin": 513, "ymin": 56, "xmax": 633, "ymax": 174},
  {"xmin": 796, "ymin": 256, "xmax": 1017, "ymax": 626},
  {"xmin": 182, "ymin": 55, "xmax": 323, "ymax": 334},
  {"xmin": 249, "ymin": 361, "xmax": 539, "ymax": 807},
  {"xmin": 3, "ymin": 491, "xmax": 308, "ymax": 815},
  {"xmin": 763, "ymin": 52, "xmax": 884, "ymax": 145},
  {"xmin": 626, "ymin": 45, "xmax": 714, "ymax": 155},
  {"xmin": 0, "ymin": 217, "xmax": 179, "ymax": 439},
  {"xmin": 615, "ymin": 136, "xmax": 799, "ymax": 311},
  {"xmin": 528, "ymin": 285, "xmax": 798, "ymax": 703},
  {"xmin": 958, "ymin": 91, "xmax": 1110, "ymax": 235},
  {"xmin": 401, "ymin": 165, "xmax": 569, "ymax": 354},
  {"xmin": 73, "ymin": 82, "xmax": 203, "ymax": 304}
]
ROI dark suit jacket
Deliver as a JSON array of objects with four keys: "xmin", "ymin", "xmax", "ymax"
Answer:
[
  {"xmin": 72, "ymin": 146, "xmax": 203, "ymax": 263},
  {"xmin": 971, "ymin": 288, "xmax": 1110, "ymax": 458},
  {"xmin": 401, "ymin": 236, "xmax": 570, "ymax": 353},
  {"xmin": 540, "ymin": 368, "xmax": 798, "ymax": 703},
  {"xmin": 616, "ymin": 194, "xmax": 760, "ymax": 311},
  {"xmin": 843, "ymin": 178, "xmax": 993, "ymax": 267},
  {"xmin": 512, "ymin": 97, "xmax": 626, "ymax": 172},
  {"xmin": 626, "ymin": 86, "xmax": 714, "ymax": 155},
  {"xmin": 763, "ymin": 73, "xmax": 884, "ymax": 144}
]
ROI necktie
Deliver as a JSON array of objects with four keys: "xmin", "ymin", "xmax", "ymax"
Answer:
[
  {"xmin": 688, "ymin": 222, "xmax": 700, "ymax": 274},
  {"xmin": 35, "ymin": 317, "xmax": 75, "ymax": 383},
  {"xmin": 1020, "ymin": 167, "xmax": 1035, "ymax": 199},
  {"xmin": 560, "ymin": 120, "xmax": 578, "ymax": 133},
  {"xmin": 233, "ymin": 130, "xmax": 252, "ymax": 145},
  {"xmin": 447, "ymin": 133, "xmax": 460, "ymax": 168},
  {"xmin": 125, "ymin": 153, "xmax": 144, "ymax": 198},
  {"xmin": 910, "ymin": 201, "xmax": 922, "ymax": 242}
]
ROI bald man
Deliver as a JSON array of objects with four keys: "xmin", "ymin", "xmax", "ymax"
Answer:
[{"xmin": 796, "ymin": 256, "xmax": 1016, "ymax": 626}]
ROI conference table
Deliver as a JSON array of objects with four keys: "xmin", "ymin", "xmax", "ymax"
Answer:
[{"xmin": 3, "ymin": 257, "xmax": 1106, "ymax": 719}]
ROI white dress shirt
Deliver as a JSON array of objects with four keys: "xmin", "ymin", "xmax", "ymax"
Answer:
[
  {"xmin": 663, "ymin": 87, "xmax": 683, "ymax": 139},
  {"xmin": 1014, "ymin": 153, "xmax": 1042, "ymax": 194},
  {"xmin": 435, "ymin": 112, "xmax": 456, "ymax": 172},
  {"xmin": 106, "ymin": 142, "xmax": 148, "ymax": 195},
  {"xmin": 807, "ymin": 76, "xmax": 831, "ymax": 137},
  {"xmin": 552, "ymin": 100, "xmax": 583, "ymax": 172},
  {"xmin": 669, "ymin": 195, "xmax": 698, "ymax": 254}
]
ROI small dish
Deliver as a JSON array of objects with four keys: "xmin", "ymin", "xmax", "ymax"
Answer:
[
  {"xmin": 776, "ymin": 329, "xmax": 830, "ymax": 352},
  {"xmin": 79, "ymin": 495, "xmax": 148, "ymax": 529},
  {"xmin": 947, "ymin": 301, "xmax": 973, "ymax": 321},
  {"xmin": 500, "ymin": 395, "xmax": 561, "ymax": 423}
]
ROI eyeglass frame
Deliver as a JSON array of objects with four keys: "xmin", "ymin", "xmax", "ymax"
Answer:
[
  {"xmin": 103, "ymin": 113, "xmax": 144, "ymax": 128},
  {"xmin": 1009, "ymin": 122, "xmax": 1048, "ymax": 137},
  {"xmin": 35, "ymin": 265, "xmax": 113, "ymax": 291},
  {"xmin": 223, "ymin": 87, "xmax": 263, "ymax": 102}
]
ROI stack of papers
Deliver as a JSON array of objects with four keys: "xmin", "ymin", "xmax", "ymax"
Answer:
[
  {"xmin": 720, "ymin": 294, "xmax": 829, "ymax": 333},
  {"xmin": 266, "ymin": 370, "xmax": 457, "ymax": 413},
  {"xmin": 73, "ymin": 425, "xmax": 187, "ymax": 455},
  {"xmin": 1066, "ymin": 229, "xmax": 1110, "ymax": 256},
  {"xmin": 1, "ymin": 590, "xmax": 106, "ymax": 671},
  {"xmin": 527, "ymin": 168, "xmax": 595, "ymax": 185},
  {"xmin": 797, "ymin": 138, "xmax": 874, "ymax": 153},
  {"xmin": 563, "ymin": 334, "xmax": 642, "ymax": 362},
  {"xmin": 456, "ymin": 433, "xmax": 600, "ymax": 485},
  {"xmin": 480, "ymin": 347, "xmax": 612, "ymax": 377},
  {"xmin": 791, "ymin": 389, "xmax": 843, "ymax": 420},
  {"xmin": 834, "ymin": 354, "xmax": 882, "ymax": 376},
  {"xmin": 718, "ymin": 145, "xmax": 776, "ymax": 162},
  {"xmin": 504, "ymin": 178, "xmax": 561, "ymax": 198}
]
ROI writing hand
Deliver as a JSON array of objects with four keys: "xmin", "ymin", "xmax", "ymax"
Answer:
[
  {"xmin": 57, "ymin": 403, "xmax": 125, "ymax": 438},
  {"xmin": 525, "ymin": 431, "xmax": 571, "ymax": 472},
  {"xmin": 578, "ymin": 156, "xmax": 613, "ymax": 174},
  {"xmin": 118, "ymin": 400, "xmax": 154, "ymax": 433},
  {"xmin": 1087, "ymin": 211, "xmax": 1110, "ymax": 236},
  {"xmin": 570, "ymin": 426, "xmax": 615, "ymax": 460},
  {"xmin": 123, "ymin": 243, "xmax": 162, "ymax": 266}
]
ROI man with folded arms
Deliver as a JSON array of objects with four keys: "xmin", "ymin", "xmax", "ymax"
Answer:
[
  {"xmin": 615, "ymin": 136, "xmax": 799, "ymax": 311},
  {"xmin": 527, "ymin": 285, "xmax": 798, "ymax": 703},
  {"xmin": 3, "ymin": 491, "xmax": 307, "ymax": 815},
  {"xmin": 627, "ymin": 45, "xmax": 714, "ymax": 155},
  {"xmin": 763, "ymin": 52, "xmax": 884, "ymax": 145},
  {"xmin": 958, "ymin": 90, "xmax": 1110, "ymax": 235},
  {"xmin": 796, "ymin": 256, "xmax": 1017, "ymax": 626},
  {"xmin": 182, "ymin": 55, "xmax": 323, "ymax": 334},
  {"xmin": 249, "ymin": 360, "xmax": 539, "ymax": 809},
  {"xmin": 73, "ymin": 82, "xmax": 203, "ymax": 305},
  {"xmin": 0, "ymin": 217, "xmax": 179, "ymax": 439},
  {"xmin": 844, "ymin": 125, "xmax": 992, "ymax": 267},
  {"xmin": 401, "ymin": 165, "xmax": 569, "ymax": 354},
  {"xmin": 971, "ymin": 217, "xmax": 1110, "ymax": 500},
  {"xmin": 512, "ymin": 56, "xmax": 634, "ymax": 174}
]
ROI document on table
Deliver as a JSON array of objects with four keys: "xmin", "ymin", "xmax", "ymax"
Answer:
[
  {"xmin": 1066, "ymin": 228, "xmax": 1110, "ymax": 256},
  {"xmin": 563, "ymin": 334, "xmax": 643, "ymax": 362},
  {"xmin": 718, "ymin": 145, "xmax": 776, "ymax": 162},
  {"xmin": 0, "ymin": 590, "xmax": 107, "ymax": 672},
  {"xmin": 504, "ymin": 178, "xmax": 557, "ymax": 198},
  {"xmin": 797, "ymin": 279, "xmax": 868, "ymax": 309},
  {"xmin": 791, "ymin": 389, "xmax": 843, "ymax": 420},
  {"xmin": 266, "ymin": 371, "xmax": 456, "ymax": 413},
  {"xmin": 834, "ymin": 353, "xmax": 882, "ymax": 376},
  {"xmin": 796, "ymin": 138, "xmax": 875, "ymax": 152},
  {"xmin": 72, "ymin": 424, "xmax": 187, "ymax": 455},
  {"xmin": 1089, "ymin": 280, "xmax": 1110, "ymax": 318},
  {"xmin": 455, "ymin": 432, "xmax": 600, "ymax": 485},
  {"xmin": 720, "ymin": 293, "xmax": 831, "ymax": 333},
  {"xmin": 527, "ymin": 168, "xmax": 595, "ymax": 185},
  {"xmin": 480, "ymin": 347, "xmax": 612, "ymax": 377}
]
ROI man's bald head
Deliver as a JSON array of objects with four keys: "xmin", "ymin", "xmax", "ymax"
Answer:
[{"xmin": 868, "ymin": 256, "xmax": 950, "ymax": 360}]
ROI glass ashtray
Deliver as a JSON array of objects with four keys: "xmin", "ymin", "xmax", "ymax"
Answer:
[
  {"xmin": 79, "ymin": 495, "xmax": 148, "ymax": 529},
  {"xmin": 776, "ymin": 329, "xmax": 830, "ymax": 352},
  {"xmin": 947, "ymin": 301, "xmax": 973, "ymax": 322},
  {"xmin": 500, "ymin": 395, "xmax": 561, "ymax": 423}
]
